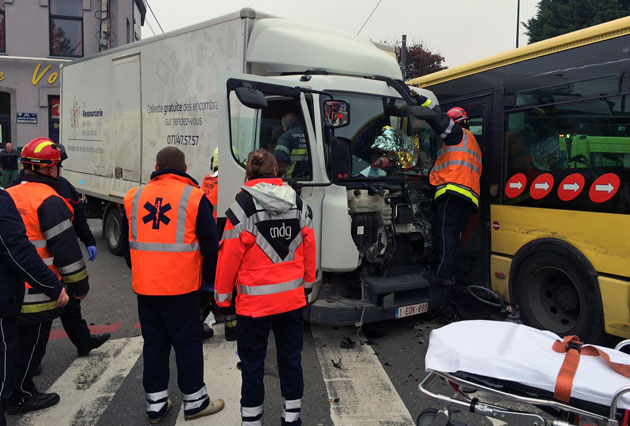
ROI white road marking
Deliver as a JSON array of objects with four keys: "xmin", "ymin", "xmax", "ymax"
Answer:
[
  {"xmin": 174, "ymin": 325, "xmax": 241, "ymax": 425},
  {"xmin": 312, "ymin": 326, "xmax": 415, "ymax": 425},
  {"xmin": 18, "ymin": 336, "xmax": 144, "ymax": 426}
]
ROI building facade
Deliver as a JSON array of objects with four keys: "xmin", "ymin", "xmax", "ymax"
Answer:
[{"xmin": 0, "ymin": 0, "xmax": 145, "ymax": 147}]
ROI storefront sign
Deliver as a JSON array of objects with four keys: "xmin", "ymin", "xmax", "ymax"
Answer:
[{"xmin": 17, "ymin": 113, "xmax": 38, "ymax": 124}]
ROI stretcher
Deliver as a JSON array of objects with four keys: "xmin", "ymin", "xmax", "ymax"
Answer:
[{"xmin": 418, "ymin": 320, "xmax": 630, "ymax": 426}]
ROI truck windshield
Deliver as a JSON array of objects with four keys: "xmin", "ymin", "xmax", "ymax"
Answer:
[{"xmin": 327, "ymin": 91, "xmax": 440, "ymax": 179}]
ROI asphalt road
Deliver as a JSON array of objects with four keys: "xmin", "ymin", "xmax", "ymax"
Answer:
[{"xmin": 7, "ymin": 219, "xmax": 505, "ymax": 426}]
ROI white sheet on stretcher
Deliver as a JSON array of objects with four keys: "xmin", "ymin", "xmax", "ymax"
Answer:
[{"xmin": 425, "ymin": 320, "xmax": 630, "ymax": 410}]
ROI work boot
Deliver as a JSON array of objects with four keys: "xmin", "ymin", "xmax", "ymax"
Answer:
[
  {"xmin": 184, "ymin": 399, "xmax": 225, "ymax": 421},
  {"xmin": 77, "ymin": 333, "xmax": 111, "ymax": 357},
  {"xmin": 202, "ymin": 324, "xmax": 214, "ymax": 340},
  {"xmin": 224, "ymin": 320, "xmax": 237, "ymax": 342},
  {"xmin": 148, "ymin": 399, "xmax": 172, "ymax": 424},
  {"xmin": 7, "ymin": 391, "xmax": 60, "ymax": 414}
]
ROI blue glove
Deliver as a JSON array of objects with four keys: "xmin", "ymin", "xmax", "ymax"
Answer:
[{"xmin": 87, "ymin": 245, "xmax": 97, "ymax": 261}]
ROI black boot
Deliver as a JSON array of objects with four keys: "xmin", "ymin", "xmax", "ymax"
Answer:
[
  {"xmin": 7, "ymin": 391, "xmax": 60, "ymax": 414},
  {"xmin": 202, "ymin": 324, "xmax": 214, "ymax": 340},
  {"xmin": 77, "ymin": 333, "xmax": 111, "ymax": 357}
]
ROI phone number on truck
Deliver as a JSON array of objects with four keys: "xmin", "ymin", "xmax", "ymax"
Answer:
[{"xmin": 166, "ymin": 134, "xmax": 199, "ymax": 146}]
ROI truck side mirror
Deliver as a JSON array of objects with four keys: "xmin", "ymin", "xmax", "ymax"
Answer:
[
  {"xmin": 235, "ymin": 86, "xmax": 268, "ymax": 109},
  {"xmin": 324, "ymin": 100, "xmax": 350, "ymax": 128}
]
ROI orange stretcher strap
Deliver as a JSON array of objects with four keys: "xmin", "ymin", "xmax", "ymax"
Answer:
[{"xmin": 552, "ymin": 335, "xmax": 630, "ymax": 402}]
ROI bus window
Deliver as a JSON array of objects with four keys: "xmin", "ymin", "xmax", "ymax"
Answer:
[{"xmin": 504, "ymin": 94, "xmax": 630, "ymax": 213}]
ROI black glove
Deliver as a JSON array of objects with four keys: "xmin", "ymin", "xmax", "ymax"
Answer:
[{"xmin": 213, "ymin": 304, "xmax": 232, "ymax": 316}]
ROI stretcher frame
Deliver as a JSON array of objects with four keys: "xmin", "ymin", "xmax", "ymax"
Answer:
[{"xmin": 418, "ymin": 339, "xmax": 630, "ymax": 426}]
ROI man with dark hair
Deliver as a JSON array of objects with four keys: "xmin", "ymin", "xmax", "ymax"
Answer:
[
  {"xmin": 273, "ymin": 113, "xmax": 309, "ymax": 178},
  {"xmin": 0, "ymin": 188, "xmax": 69, "ymax": 424},
  {"xmin": 121, "ymin": 147, "xmax": 224, "ymax": 423}
]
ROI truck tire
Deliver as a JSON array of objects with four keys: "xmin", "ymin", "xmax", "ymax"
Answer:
[
  {"xmin": 104, "ymin": 206, "xmax": 123, "ymax": 256},
  {"xmin": 512, "ymin": 241, "xmax": 603, "ymax": 343}
]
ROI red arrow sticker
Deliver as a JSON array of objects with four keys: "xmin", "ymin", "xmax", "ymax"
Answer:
[
  {"xmin": 505, "ymin": 173, "xmax": 526, "ymax": 199},
  {"xmin": 530, "ymin": 173, "xmax": 554, "ymax": 200},
  {"xmin": 557, "ymin": 173, "xmax": 585, "ymax": 202},
  {"xmin": 589, "ymin": 173, "xmax": 620, "ymax": 203}
]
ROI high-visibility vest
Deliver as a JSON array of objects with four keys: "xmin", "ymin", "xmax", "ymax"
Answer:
[
  {"xmin": 6, "ymin": 181, "xmax": 72, "ymax": 314},
  {"xmin": 201, "ymin": 174, "xmax": 218, "ymax": 221},
  {"xmin": 124, "ymin": 173, "xmax": 205, "ymax": 296},
  {"xmin": 215, "ymin": 178, "xmax": 316, "ymax": 318},
  {"xmin": 430, "ymin": 128, "xmax": 482, "ymax": 207}
]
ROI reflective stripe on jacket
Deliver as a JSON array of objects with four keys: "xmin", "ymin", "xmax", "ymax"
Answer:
[
  {"xmin": 124, "ymin": 173, "xmax": 205, "ymax": 296},
  {"xmin": 214, "ymin": 178, "xmax": 316, "ymax": 318},
  {"xmin": 6, "ymin": 181, "xmax": 74, "ymax": 315},
  {"xmin": 201, "ymin": 174, "xmax": 218, "ymax": 221},
  {"xmin": 430, "ymin": 128, "xmax": 482, "ymax": 207}
]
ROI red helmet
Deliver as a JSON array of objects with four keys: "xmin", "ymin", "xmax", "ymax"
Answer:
[
  {"xmin": 20, "ymin": 137, "xmax": 62, "ymax": 168},
  {"xmin": 447, "ymin": 107, "xmax": 469, "ymax": 123}
]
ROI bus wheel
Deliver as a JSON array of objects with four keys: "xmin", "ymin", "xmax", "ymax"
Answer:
[
  {"xmin": 104, "ymin": 206, "xmax": 122, "ymax": 256},
  {"xmin": 513, "ymin": 246, "xmax": 603, "ymax": 343}
]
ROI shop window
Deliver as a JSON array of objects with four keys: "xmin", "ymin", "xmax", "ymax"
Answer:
[
  {"xmin": 0, "ymin": 1, "xmax": 5, "ymax": 53},
  {"xmin": 50, "ymin": 0, "xmax": 83, "ymax": 57}
]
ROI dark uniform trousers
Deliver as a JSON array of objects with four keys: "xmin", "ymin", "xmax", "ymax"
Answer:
[
  {"xmin": 237, "ymin": 307, "xmax": 304, "ymax": 426},
  {"xmin": 60, "ymin": 297, "xmax": 90, "ymax": 348},
  {"xmin": 13, "ymin": 321, "xmax": 53, "ymax": 402},
  {"xmin": 0, "ymin": 317, "xmax": 18, "ymax": 426},
  {"xmin": 137, "ymin": 292, "xmax": 209, "ymax": 417},
  {"xmin": 434, "ymin": 193, "xmax": 476, "ymax": 280}
]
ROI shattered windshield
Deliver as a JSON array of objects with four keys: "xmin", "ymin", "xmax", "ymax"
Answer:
[{"xmin": 327, "ymin": 91, "xmax": 439, "ymax": 179}]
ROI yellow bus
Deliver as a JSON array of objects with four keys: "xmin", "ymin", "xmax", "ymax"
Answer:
[{"xmin": 408, "ymin": 17, "xmax": 630, "ymax": 343}]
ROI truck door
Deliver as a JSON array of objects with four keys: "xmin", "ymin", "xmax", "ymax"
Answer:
[
  {"xmin": 111, "ymin": 54, "xmax": 142, "ymax": 197},
  {"xmin": 217, "ymin": 72, "xmax": 325, "ymax": 272}
]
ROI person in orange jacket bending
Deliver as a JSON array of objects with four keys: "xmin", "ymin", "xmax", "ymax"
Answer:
[{"xmin": 215, "ymin": 149, "xmax": 316, "ymax": 426}]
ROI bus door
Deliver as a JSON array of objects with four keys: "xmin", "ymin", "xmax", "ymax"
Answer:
[{"xmin": 441, "ymin": 90, "xmax": 502, "ymax": 285}]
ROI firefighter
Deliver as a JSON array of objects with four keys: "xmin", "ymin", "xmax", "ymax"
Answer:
[
  {"xmin": 12, "ymin": 144, "xmax": 110, "ymax": 359},
  {"xmin": 120, "ymin": 146, "xmax": 224, "ymax": 423},
  {"xmin": 0, "ymin": 189, "xmax": 69, "ymax": 423},
  {"xmin": 215, "ymin": 149, "xmax": 316, "ymax": 426},
  {"xmin": 411, "ymin": 96, "xmax": 482, "ymax": 285},
  {"xmin": 273, "ymin": 113, "xmax": 309, "ymax": 178},
  {"xmin": 5, "ymin": 138, "xmax": 89, "ymax": 414}
]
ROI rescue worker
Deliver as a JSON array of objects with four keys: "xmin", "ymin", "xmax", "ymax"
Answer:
[
  {"xmin": 273, "ymin": 113, "xmax": 309, "ymax": 178},
  {"xmin": 5, "ymin": 138, "xmax": 89, "ymax": 414},
  {"xmin": 0, "ymin": 189, "xmax": 69, "ymax": 424},
  {"xmin": 13, "ymin": 144, "xmax": 110, "ymax": 360},
  {"xmin": 120, "ymin": 146, "xmax": 224, "ymax": 423},
  {"xmin": 411, "ymin": 96, "xmax": 482, "ymax": 285},
  {"xmin": 215, "ymin": 149, "xmax": 316, "ymax": 426},
  {"xmin": 0, "ymin": 143, "xmax": 19, "ymax": 189}
]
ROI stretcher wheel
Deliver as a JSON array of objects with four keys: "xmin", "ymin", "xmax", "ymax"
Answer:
[
  {"xmin": 512, "ymin": 241, "xmax": 603, "ymax": 343},
  {"xmin": 416, "ymin": 408, "xmax": 453, "ymax": 426}
]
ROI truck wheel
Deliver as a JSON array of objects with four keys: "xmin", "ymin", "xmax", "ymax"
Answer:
[
  {"xmin": 104, "ymin": 207, "xmax": 123, "ymax": 255},
  {"xmin": 512, "ymin": 244, "xmax": 603, "ymax": 343}
]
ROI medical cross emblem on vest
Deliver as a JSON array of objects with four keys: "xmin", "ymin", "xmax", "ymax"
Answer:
[{"xmin": 142, "ymin": 198, "xmax": 171, "ymax": 229}]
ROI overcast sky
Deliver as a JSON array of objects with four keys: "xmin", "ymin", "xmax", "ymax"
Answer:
[{"xmin": 141, "ymin": 0, "xmax": 540, "ymax": 68}]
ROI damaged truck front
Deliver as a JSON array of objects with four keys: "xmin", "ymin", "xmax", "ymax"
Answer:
[{"xmin": 218, "ymin": 18, "xmax": 447, "ymax": 326}]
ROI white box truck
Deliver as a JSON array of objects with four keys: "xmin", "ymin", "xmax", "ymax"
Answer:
[{"xmin": 61, "ymin": 8, "xmax": 445, "ymax": 326}]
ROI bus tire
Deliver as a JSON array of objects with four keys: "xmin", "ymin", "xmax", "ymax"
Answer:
[
  {"xmin": 104, "ymin": 206, "xmax": 123, "ymax": 256},
  {"xmin": 511, "ymin": 240, "xmax": 603, "ymax": 344}
]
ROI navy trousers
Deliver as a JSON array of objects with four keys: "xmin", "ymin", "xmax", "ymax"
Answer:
[
  {"xmin": 237, "ymin": 307, "xmax": 304, "ymax": 426},
  {"xmin": 60, "ymin": 296, "xmax": 91, "ymax": 348},
  {"xmin": 0, "ymin": 317, "xmax": 18, "ymax": 426},
  {"xmin": 137, "ymin": 292, "xmax": 209, "ymax": 418},
  {"xmin": 434, "ymin": 193, "xmax": 476, "ymax": 280},
  {"xmin": 13, "ymin": 321, "xmax": 52, "ymax": 401}
]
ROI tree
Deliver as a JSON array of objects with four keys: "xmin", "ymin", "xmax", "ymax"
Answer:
[
  {"xmin": 400, "ymin": 42, "xmax": 447, "ymax": 80},
  {"xmin": 525, "ymin": 0, "xmax": 629, "ymax": 44}
]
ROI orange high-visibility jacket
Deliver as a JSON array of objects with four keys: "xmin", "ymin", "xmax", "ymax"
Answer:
[
  {"xmin": 201, "ymin": 174, "xmax": 218, "ymax": 221},
  {"xmin": 7, "ymin": 181, "xmax": 74, "ymax": 315},
  {"xmin": 430, "ymin": 128, "xmax": 482, "ymax": 208},
  {"xmin": 215, "ymin": 178, "xmax": 316, "ymax": 318},
  {"xmin": 124, "ymin": 173, "xmax": 205, "ymax": 296}
]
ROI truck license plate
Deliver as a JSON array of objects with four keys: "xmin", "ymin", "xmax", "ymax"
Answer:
[{"xmin": 396, "ymin": 302, "xmax": 428, "ymax": 319}]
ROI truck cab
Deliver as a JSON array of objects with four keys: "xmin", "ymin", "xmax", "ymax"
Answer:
[{"xmin": 218, "ymin": 18, "xmax": 444, "ymax": 326}]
